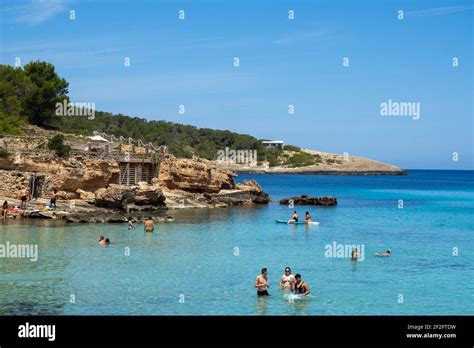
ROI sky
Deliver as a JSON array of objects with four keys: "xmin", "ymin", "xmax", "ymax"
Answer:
[{"xmin": 0, "ymin": 0, "xmax": 473, "ymax": 169}]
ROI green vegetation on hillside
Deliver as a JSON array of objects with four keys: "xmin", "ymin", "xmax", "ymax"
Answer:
[
  {"xmin": 47, "ymin": 134, "xmax": 71, "ymax": 158},
  {"xmin": 0, "ymin": 61, "xmax": 323, "ymax": 166},
  {"xmin": 0, "ymin": 62, "xmax": 68, "ymax": 132},
  {"xmin": 0, "ymin": 148, "xmax": 9, "ymax": 158}
]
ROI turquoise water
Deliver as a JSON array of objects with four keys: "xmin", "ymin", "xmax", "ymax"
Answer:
[{"xmin": 0, "ymin": 170, "xmax": 472, "ymax": 315}]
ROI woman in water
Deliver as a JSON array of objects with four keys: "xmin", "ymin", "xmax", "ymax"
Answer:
[{"xmin": 279, "ymin": 267, "xmax": 296, "ymax": 291}]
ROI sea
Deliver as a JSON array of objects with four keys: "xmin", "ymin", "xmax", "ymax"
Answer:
[{"xmin": 0, "ymin": 170, "xmax": 472, "ymax": 315}]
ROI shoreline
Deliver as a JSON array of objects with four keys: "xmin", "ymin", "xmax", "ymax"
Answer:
[{"xmin": 235, "ymin": 169, "xmax": 406, "ymax": 175}]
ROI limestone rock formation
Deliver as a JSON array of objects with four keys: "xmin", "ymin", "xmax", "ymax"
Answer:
[
  {"xmin": 158, "ymin": 154, "xmax": 235, "ymax": 193},
  {"xmin": 133, "ymin": 181, "xmax": 166, "ymax": 206},
  {"xmin": 94, "ymin": 184, "xmax": 136, "ymax": 210}
]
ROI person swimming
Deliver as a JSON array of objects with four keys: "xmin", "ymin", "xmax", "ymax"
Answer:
[
  {"xmin": 351, "ymin": 248, "xmax": 360, "ymax": 261},
  {"xmin": 255, "ymin": 268, "xmax": 270, "ymax": 296},
  {"xmin": 303, "ymin": 211, "xmax": 312, "ymax": 222},
  {"xmin": 294, "ymin": 274, "xmax": 310, "ymax": 297},
  {"xmin": 99, "ymin": 235, "xmax": 106, "ymax": 245},
  {"xmin": 105, "ymin": 238, "xmax": 110, "ymax": 245},
  {"xmin": 144, "ymin": 217, "xmax": 154, "ymax": 232},
  {"xmin": 279, "ymin": 267, "xmax": 296, "ymax": 291},
  {"xmin": 375, "ymin": 249, "xmax": 391, "ymax": 257},
  {"xmin": 287, "ymin": 211, "xmax": 298, "ymax": 224},
  {"xmin": 128, "ymin": 218, "xmax": 133, "ymax": 230}
]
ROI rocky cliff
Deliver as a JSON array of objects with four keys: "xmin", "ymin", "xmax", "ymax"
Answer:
[{"xmin": 0, "ymin": 147, "xmax": 269, "ymax": 213}]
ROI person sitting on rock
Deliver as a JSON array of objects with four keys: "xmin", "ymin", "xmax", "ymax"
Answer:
[{"xmin": 12, "ymin": 206, "xmax": 19, "ymax": 219}]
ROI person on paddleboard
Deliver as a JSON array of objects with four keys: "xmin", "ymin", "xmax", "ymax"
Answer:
[
  {"xmin": 294, "ymin": 274, "xmax": 310, "ymax": 297},
  {"xmin": 288, "ymin": 211, "xmax": 298, "ymax": 224},
  {"xmin": 303, "ymin": 211, "xmax": 312, "ymax": 222}
]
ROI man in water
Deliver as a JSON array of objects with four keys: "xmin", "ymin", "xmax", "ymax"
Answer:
[
  {"xmin": 279, "ymin": 267, "xmax": 295, "ymax": 291},
  {"xmin": 287, "ymin": 211, "xmax": 298, "ymax": 224},
  {"xmin": 255, "ymin": 268, "xmax": 270, "ymax": 296},
  {"xmin": 50, "ymin": 189, "xmax": 58, "ymax": 209},
  {"xmin": 144, "ymin": 217, "xmax": 154, "ymax": 232},
  {"xmin": 19, "ymin": 187, "xmax": 29, "ymax": 209},
  {"xmin": 375, "ymin": 249, "xmax": 391, "ymax": 257},
  {"xmin": 351, "ymin": 248, "xmax": 360, "ymax": 261},
  {"xmin": 128, "ymin": 217, "xmax": 133, "ymax": 230},
  {"xmin": 303, "ymin": 211, "xmax": 312, "ymax": 222},
  {"xmin": 99, "ymin": 236, "xmax": 106, "ymax": 246},
  {"xmin": 294, "ymin": 274, "xmax": 310, "ymax": 297}
]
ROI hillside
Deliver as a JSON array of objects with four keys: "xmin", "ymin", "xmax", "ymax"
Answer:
[{"xmin": 0, "ymin": 61, "xmax": 404, "ymax": 173}]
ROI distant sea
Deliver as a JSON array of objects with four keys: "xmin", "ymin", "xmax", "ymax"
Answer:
[{"xmin": 0, "ymin": 170, "xmax": 472, "ymax": 315}]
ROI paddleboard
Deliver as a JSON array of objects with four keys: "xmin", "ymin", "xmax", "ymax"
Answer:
[{"xmin": 275, "ymin": 220, "xmax": 319, "ymax": 225}]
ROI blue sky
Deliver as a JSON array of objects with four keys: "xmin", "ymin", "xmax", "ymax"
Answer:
[{"xmin": 0, "ymin": 0, "xmax": 472, "ymax": 169}]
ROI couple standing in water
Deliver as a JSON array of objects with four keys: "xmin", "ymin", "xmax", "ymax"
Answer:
[{"xmin": 255, "ymin": 267, "xmax": 310, "ymax": 297}]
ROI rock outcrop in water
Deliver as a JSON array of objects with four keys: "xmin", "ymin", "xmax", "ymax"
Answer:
[{"xmin": 280, "ymin": 195, "xmax": 337, "ymax": 206}]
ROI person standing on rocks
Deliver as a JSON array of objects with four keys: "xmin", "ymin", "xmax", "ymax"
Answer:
[
  {"xmin": 19, "ymin": 187, "xmax": 29, "ymax": 210},
  {"xmin": 50, "ymin": 189, "xmax": 58, "ymax": 209},
  {"xmin": 144, "ymin": 217, "xmax": 154, "ymax": 232}
]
